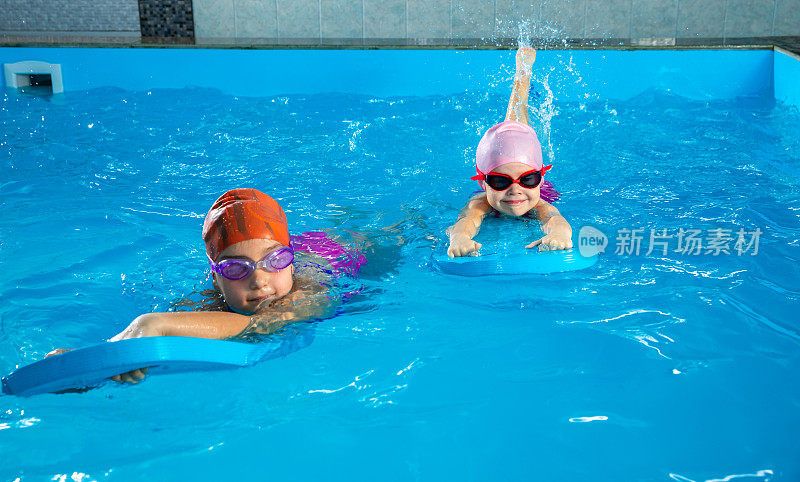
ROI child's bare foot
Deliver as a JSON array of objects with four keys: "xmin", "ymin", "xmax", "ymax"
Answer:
[{"xmin": 515, "ymin": 47, "xmax": 536, "ymax": 77}]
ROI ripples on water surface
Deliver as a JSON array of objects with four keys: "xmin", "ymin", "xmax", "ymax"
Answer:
[{"xmin": 1, "ymin": 79, "xmax": 799, "ymax": 481}]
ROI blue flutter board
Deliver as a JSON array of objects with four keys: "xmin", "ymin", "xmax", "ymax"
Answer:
[
  {"xmin": 433, "ymin": 248, "xmax": 598, "ymax": 276},
  {"xmin": 2, "ymin": 334, "xmax": 310, "ymax": 397}
]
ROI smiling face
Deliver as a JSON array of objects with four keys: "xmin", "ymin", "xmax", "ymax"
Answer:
[
  {"xmin": 483, "ymin": 162, "xmax": 542, "ymax": 216},
  {"xmin": 213, "ymin": 238, "xmax": 294, "ymax": 315}
]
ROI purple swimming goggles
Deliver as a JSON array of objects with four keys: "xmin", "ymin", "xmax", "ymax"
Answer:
[{"xmin": 208, "ymin": 246, "xmax": 294, "ymax": 280}]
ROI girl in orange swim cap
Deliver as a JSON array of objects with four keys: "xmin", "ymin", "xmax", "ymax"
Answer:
[
  {"xmin": 201, "ymin": 188, "xmax": 296, "ymax": 315},
  {"xmin": 47, "ymin": 189, "xmax": 337, "ymax": 383}
]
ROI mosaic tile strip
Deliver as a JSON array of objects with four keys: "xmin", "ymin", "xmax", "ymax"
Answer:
[{"xmin": 138, "ymin": 0, "xmax": 195, "ymax": 40}]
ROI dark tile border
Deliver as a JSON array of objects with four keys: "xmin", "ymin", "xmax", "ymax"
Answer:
[
  {"xmin": 141, "ymin": 36, "xmax": 194, "ymax": 45},
  {"xmin": 770, "ymin": 36, "xmax": 800, "ymax": 55},
  {"xmin": 1, "ymin": 35, "xmax": 798, "ymax": 56}
]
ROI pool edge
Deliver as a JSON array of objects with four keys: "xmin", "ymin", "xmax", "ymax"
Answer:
[
  {"xmin": 774, "ymin": 47, "xmax": 800, "ymax": 110},
  {"xmin": 0, "ymin": 48, "xmax": 776, "ymax": 101}
]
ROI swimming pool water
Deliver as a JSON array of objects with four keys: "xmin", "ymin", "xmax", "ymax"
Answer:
[{"xmin": 1, "ymin": 74, "xmax": 800, "ymax": 480}]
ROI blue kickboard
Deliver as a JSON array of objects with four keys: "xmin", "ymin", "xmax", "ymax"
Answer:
[
  {"xmin": 432, "ymin": 248, "xmax": 598, "ymax": 276},
  {"xmin": 2, "ymin": 334, "xmax": 309, "ymax": 397}
]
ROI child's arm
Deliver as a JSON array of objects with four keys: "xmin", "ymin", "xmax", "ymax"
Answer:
[
  {"xmin": 100, "ymin": 287, "xmax": 331, "ymax": 383},
  {"xmin": 526, "ymin": 200, "xmax": 573, "ymax": 251},
  {"xmin": 109, "ymin": 286, "xmax": 331, "ymax": 342},
  {"xmin": 505, "ymin": 47, "xmax": 536, "ymax": 124},
  {"xmin": 446, "ymin": 195, "xmax": 492, "ymax": 257},
  {"xmin": 108, "ymin": 311, "xmax": 261, "ymax": 341},
  {"xmin": 93, "ymin": 311, "xmax": 259, "ymax": 383}
]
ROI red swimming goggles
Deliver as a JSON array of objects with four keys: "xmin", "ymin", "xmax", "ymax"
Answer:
[{"xmin": 470, "ymin": 165, "xmax": 552, "ymax": 191}]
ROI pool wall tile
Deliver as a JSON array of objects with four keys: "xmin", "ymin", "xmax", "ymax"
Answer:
[
  {"xmin": 452, "ymin": 0, "xmax": 496, "ymax": 38},
  {"xmin": 321, "ymin": 0, "xmax": 362, "ymax": 38},
  {"xmin": 725, "ymin": 0, "xmax": 776, "ymax": 37},
  {"xmin": 1, "ymin": 0, "xmax": 45, "ymax": 31},
  {"xmin": 631, "ymin": 0, "xmax": 677, "ymax": 39},
  {"xmin": 495, "ymin": 0, "xmax": 541, "ymax": 38},
  {"xmin": 235, "ymin": 0, "xmax": 277, "ymax": 38},
  {"xmin": 0, "ymin": 1, "xmax": 22, "ymax": 31},
  {"xmin": 677, "ymin": 0, "xmax": 726, "ymax": 38},
  {"xmin": 540, "ymin": 0, "xmax": 586, "ymax": 39},
  {"xmin": 364, "ymin": 0, "xmax": 406, "ymax": 38},
  {"xmin": 773, "ymin": 0, "xmax": 800, "ymax": 36},
  {"xmin": 0, "ymin": 0, "xmax": 140, "ymax": 32},
  {"xmin": 277, "ymin": 0, "xmax": 320, "ymax": 38},
  {"xmin": 194, "ymin": 0, "xmax": 235, "ymax": 39},
  {"xmin": 585, "ymin": 0, "xmax": 631, "ymax": 38},
  {"xmin": 407, "ymin": 0, "xmax": 450, "ymax": 38}
]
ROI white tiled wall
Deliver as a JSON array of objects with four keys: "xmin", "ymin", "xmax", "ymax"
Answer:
[
  {"xmin": 1, "ymin": 0, "xmax": 797, "ymax": 42},
  {"xmin": 192, "ymin": 0, "xmax": 799, "ymax": 43}
]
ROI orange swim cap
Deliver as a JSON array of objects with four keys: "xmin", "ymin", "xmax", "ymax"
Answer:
[{"xmin": 202, "ymin": 188, "xmax": 290, "ymax": 261}]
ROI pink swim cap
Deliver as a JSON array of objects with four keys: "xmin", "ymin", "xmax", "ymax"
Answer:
[{"xmin": 475, "ymin": 120, "xmax": 543, "ymax": 174}]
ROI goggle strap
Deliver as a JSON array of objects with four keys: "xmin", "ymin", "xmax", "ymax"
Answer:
[{"xmin": 470, "ymin": 166, "xmax": 485, "ymax": 182}]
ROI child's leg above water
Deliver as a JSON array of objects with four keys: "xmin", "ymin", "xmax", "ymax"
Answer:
[{"xmin": 505, "ymin": 46, "xmax": 536, "ymax": 124}]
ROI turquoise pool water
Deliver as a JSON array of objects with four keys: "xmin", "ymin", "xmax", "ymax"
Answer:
[{"xmin": 1, "ymin": 55, "xmax": 800, "ymax": 480}]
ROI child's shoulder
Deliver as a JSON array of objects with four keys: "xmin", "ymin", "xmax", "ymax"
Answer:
[{"xmin": 465, "ymin": 192, "xmax": 491, "ymax": 210}]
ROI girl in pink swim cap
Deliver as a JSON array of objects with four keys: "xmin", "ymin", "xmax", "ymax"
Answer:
[{"xmin": 447, "ymin": 47, "xmax": 573, "ymax": 257}]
